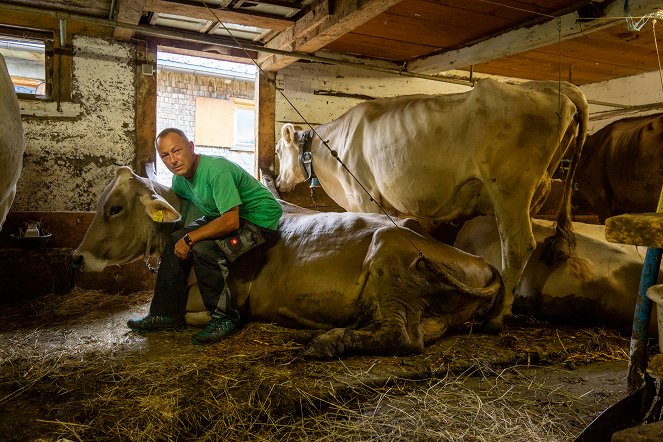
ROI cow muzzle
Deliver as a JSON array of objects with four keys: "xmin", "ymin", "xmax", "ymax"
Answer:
[{"xmin": 71, "ymin": 253, "xmax": 85, "ymax": 271}]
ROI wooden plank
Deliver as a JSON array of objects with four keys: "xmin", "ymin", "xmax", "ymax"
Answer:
[
  {"xmin": 255, "ymin": 71, "xmax": 276, "ymax": 177},
  {"xmin": 408, "ymin": 0, "xmax": 663, "ymax": 74},
  {"xmin": 0, "ymin": 5, "xmax": 115, "ymax": 38},
  {"xmin": 144, "ymin": 0, "xmax": 294, "ymax": 31},
  {"xmin": 350, "ymin": 13, "xmax": 472, "ymax": 48},
  {"xmin": 113, "ymin": 0, "xmax": 147, "ymax": 40},
  {"xmin": 3, "ymin": 0, "xmax": 112, "ymax": 18},
  {"xmin": 259, "ymin": 0, "xmax": 404, "ymax": 72},
  {"xmin": 605, "ymin": 213, "xmax": 663, "ymax": 247},
  {"xmin": 257, "ymin": 0, "xmax": 330, "ymax": 64},
  {"xmin": 421, "ymin": 0, "xmax": 575, "ymax": 20},
  {"xmin": 142, "ymin": 36, "xmax": 256, "ymax": 62},
  {"xmin": 134, "ymin": 39, "xmax": 157, "ymax": 177},
  {"xmin": 325, "ymin": 32, "xmax": 435, "ymax": 61}
]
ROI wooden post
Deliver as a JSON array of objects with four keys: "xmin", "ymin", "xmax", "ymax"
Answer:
[
  {"xmin": 134, "ymin": 39, "xmax": 157, "ymax": 177},
  {"xmin": 254, "ymin": 71, "xmax": 276, "ymax": 179}
]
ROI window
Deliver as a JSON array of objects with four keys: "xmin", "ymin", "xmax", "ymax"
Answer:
[
  {"xmin": 194, "ymin": 96, "xmax": 255, "ymax": 151},
  {"xmin": 0, "ymin": 35, "xmax": 48, "ymax": 98},
  {"xmin": 233, "ymin": 106, "xmax": 255, "ymax": 151}
]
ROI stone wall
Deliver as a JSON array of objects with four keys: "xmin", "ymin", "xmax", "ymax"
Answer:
[{"xmin": 13, "ymin": 36, "xmax": 136, "ymax": 212}]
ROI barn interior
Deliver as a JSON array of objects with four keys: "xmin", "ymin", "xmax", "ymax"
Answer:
[{"xmin": 1, "ymin": 0, "xmax": 663, "ymax": 440}]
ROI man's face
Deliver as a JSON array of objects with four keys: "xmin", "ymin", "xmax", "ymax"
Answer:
[{"xmin": 156, "ymin": 132, "xmax": 197, "ymax": 179}]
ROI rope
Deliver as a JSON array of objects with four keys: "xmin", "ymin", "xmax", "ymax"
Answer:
[
  {"xmin": 198, "ymin": 0, "xmax": 425, "ymax": 258},
  {"xmin": 653, "ymin": 19, "xmax": 663, "ymax": 94}
]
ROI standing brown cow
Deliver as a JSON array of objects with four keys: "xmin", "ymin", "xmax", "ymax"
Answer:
[{"xmin": 574, "ymin": 112, "xmax": 663, "ymax": 223}]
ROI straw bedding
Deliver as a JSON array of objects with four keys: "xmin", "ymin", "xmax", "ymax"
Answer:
[{"xmin": 0, "ymin": 288, "xmax": 630, "ymax": 441}]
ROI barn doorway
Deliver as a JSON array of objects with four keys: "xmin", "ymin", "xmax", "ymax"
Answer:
[{"xmin": 155, "ymin": 51, "xmax": 256, "ymax": 186}]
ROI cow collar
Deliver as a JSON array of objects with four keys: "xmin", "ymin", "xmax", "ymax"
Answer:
[{"xmin": 297, "ymin": 129, "xmax": 320, "ymax": 189}]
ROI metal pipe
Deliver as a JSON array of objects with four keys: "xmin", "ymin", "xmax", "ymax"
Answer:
[
  {"xmin": 587, "ymin": 99, "xmax": 635, "ymax": 109},
  {"xmin": 0, "ymin": 2, "xmax": 474, "ymax": 87},
  {"xmin": 59, "ymin": 18, "xmax": 66, "ymax": 48},
  {"xmin": 109, "ymin": 0, "xmax": 116, "ymax": 21}
]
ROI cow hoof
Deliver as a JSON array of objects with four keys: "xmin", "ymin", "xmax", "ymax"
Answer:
[{"xmin": 302, "ymin": 329, "xmax": 345, "ymax": 359}]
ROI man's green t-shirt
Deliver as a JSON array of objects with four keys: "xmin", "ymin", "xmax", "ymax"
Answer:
[{"xmin": 171, "ymin": 155, "xmax": 282, "ymax": 230}]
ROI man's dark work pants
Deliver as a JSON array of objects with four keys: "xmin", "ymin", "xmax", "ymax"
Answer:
[{"xmin": 149, "ymin": 216, "xmax": 274, "ymax": 323}]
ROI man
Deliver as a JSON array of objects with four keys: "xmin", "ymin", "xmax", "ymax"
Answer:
[{"xmin": 127, "ymin": 128, "xmax": 283, "ymax": 344}]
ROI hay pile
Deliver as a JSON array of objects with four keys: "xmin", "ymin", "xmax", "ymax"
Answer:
[{"xmin": 0, "ymin": 289, "xmax": 630, "ymax": 441}]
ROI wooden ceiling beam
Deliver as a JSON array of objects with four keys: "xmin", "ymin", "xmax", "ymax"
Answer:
[
  {"xmin": 143, "ymin": 0, "xmax": 294, "ymax": 31},
  {"xmin": 259, "ymin": 0, "xmax": 404, "ymax": 72},
  {"xmin": 113, "ymin": 0, "xmax": 147, "ymax": 40},
  {"xmin": 407, "ymin": 0, "xmax": 663, "ymax": 74}
]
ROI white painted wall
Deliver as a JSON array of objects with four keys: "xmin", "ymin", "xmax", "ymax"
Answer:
[
  {"xmin": 13, "ymin": 36, "xmax": 136, "ymax": 212},
  {"xmin": 276, "ymin": 62, "xmax": 663, "ymax": 137},
  {"xmin": 275, "ymin": 63, "xmax": 476, "ymax": 136},
  {"xmin": 580, "ymin": 70, "xmax": 663, "ymax": 133}
]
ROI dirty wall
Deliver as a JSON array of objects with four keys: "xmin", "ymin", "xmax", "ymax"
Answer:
[{"xmin": 13, "ymin": 36, "xmax": 136, "ymax": 212}]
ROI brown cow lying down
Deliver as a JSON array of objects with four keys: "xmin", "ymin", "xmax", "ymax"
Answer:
[
  {"xmin": 455, "ymin": 216, "xmax": 659, "ymax": 333},
  {"xmin": 574, "ymin": 112, "xmax": 663, "ymax": 223},
  {"xmin": 73, "ymin": 167, "xmax": 502, "ymax": 358}
]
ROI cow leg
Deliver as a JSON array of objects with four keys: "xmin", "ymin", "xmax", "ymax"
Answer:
[
  {"xmin": 303, "ymin": 307, "xmax": 424, "ymax": 359},
  {"xmin": 484, "ymin": 208, "xmax": 536, "ymax": 331}
]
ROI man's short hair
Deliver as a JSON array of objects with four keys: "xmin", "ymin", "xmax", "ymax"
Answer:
[{"xmin": 156, "ymin": 128, "xmax": 189, "ymax": 147}]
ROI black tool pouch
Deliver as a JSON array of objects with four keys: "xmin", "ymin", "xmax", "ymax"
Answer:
[{"xmin": 215, "ymin": 221, "xmax": 266, "ymax": 263}]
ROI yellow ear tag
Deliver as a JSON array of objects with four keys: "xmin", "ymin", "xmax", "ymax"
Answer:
[{"xmin": 152, "ymin": 210, "xmax": 164, "ymax": 222}]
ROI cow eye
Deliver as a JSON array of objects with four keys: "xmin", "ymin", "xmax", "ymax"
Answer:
[{"xmin": 109, "ymin": 206, "xmax": 122, "ymax": 216}]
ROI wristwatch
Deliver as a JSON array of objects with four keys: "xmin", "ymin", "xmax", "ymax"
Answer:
[{"xmin": 183, "ymin": 234, "xmax": 194, "ymax": 247}]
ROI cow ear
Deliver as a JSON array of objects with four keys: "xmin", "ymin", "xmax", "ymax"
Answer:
[
  {"xmin": 140, "ymin": 194, "xmax": 181, "ymax": 223},
  {"xmin": 281, "ymin": 123, "xmax": 297, "ymax": 145}
]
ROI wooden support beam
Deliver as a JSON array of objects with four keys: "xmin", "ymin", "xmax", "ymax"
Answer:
[
  {"xmin": 408, "ymin": 0, "xmax": 663, "ymax": 74},
  {"xmin": 144, "ymin": 0, "xmax": 294, "ymax": 31},
  {"xmin": 134, "ymin": 39, "xmax": 158, "ymax": 177},
  {"xmin": 144, "ymin": 36, "xmax": 256, "ymax": 62},
  {"xmin": 259, "ymin": 0, "xmax": 403, "ymax": 72},
  {"xmin": 113, "ymin": 0, "xmax": 147, "ymax": 41},
  {"xmin": 255, "ymin": 71, "xmax": 276, "ymax": 178}
]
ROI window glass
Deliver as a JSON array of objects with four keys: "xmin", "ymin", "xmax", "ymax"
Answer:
[
  {"xmin": 0, "ymin": 37, "xmax": 46, "ymax": 95},
  {"xmin": 234, "ymin": 107, "xmax": 255, "ymax": 149}
]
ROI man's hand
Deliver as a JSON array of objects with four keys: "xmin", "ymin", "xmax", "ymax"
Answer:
[{"xmin": 174, "ymin": 237, "xmax": 192, "ymax": 260}]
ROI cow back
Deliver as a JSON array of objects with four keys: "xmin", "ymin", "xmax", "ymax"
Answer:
[
  {"xmin": 574, "ymin": 113, "xmax": 663, "ymax": 221},
  {"xmin": 0, "ymin": 53, "xmax": 25, "ymax": 229}
]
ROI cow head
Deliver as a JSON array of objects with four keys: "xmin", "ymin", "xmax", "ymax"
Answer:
[
  {"xmin": 73, "ymin": 166, "xmax": 181, "ymax": 272},
  {"xmin": 275, "ymin": 123, "xmax": 307, "ymax": 193}
]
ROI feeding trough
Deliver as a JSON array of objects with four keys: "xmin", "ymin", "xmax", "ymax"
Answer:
[{"xmin": 10, "ymin": 220, "xmax": 52, "ymax": 249}]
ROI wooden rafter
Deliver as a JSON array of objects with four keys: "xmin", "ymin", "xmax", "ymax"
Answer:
[
  {"xmin": 407, "ymin": 0, "xmax": 663, "ymax": 74},
  {"xmin": 143, "ymin": 0, "xmax": 294, "ymax": 31},
  {"xmin": 113, "ymin": 0, "xmax": 147, "ymax": 40},
  {"xmin": 259, "ymin": 0, "xmax": 404, "ymax": 72}
]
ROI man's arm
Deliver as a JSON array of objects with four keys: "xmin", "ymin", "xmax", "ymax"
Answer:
[{"xmin": 173, "ymin": 207, "xmax": 240, "ymax": 260}]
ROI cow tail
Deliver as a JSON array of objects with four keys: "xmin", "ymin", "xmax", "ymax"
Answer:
[{"xmin": 542, "ymin": 87, "xmax": 589, "ymax": 265}]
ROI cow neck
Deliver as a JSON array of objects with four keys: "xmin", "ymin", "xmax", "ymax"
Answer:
[
  {"xmin": 142, "ymin": 213, "xmax": 163, "ymax": 272},
  {"xmin": 297, "ymin": 129, "xmax": 320, "ymax": 188}
]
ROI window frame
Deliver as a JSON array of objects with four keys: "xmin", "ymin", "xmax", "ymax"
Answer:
[{"xmin": 0, "ymin": 25, "xmax": 69, "ymax": 102}]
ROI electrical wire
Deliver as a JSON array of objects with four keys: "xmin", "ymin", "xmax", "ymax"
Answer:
[{"xmin": 199, "ymin": 0, "xmax": 425, "ymax": 257}]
